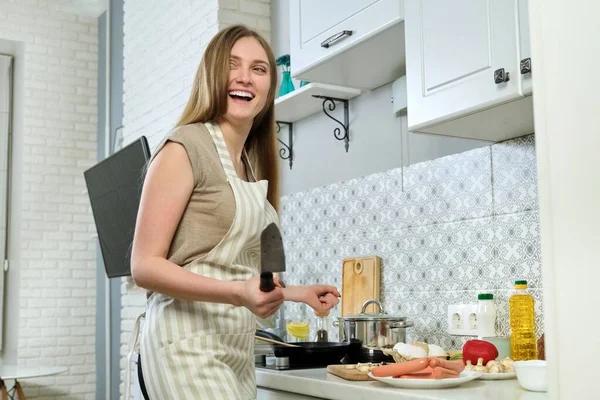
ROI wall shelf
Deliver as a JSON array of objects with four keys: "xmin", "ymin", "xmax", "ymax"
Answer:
[{"xmin": 274, "ymin": 83, "xmax": 361, "ymax": 168}]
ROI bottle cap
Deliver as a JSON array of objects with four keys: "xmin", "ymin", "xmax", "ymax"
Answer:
[
  {"xmin": 314, "ymin": 310, "xmax": 330, "ymax": 317},
  {"xmin": 515, "ymin": 280, "xmax": 527, "ymax": 285},
  {"xmin": 478, "ymin": 293, "xmax": 493, "ymax": 300}
]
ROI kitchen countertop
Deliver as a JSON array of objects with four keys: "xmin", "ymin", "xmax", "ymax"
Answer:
[{"xmin": 256, "ymin": 367, "xmax": 548, "ymax": 400}]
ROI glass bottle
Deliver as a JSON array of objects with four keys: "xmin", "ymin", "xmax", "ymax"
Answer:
[{"xmin": 314, "ymin": 310, "xmax": 330, "ymax": 343}]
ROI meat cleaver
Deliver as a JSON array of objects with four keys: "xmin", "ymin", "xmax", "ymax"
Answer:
[{"xmin": 260, "ymin": 222, "xmax": 286, "ymax": 292}]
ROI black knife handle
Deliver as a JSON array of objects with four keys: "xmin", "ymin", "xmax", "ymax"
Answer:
[{"xmin": 259, "ymin": 272, "xmax": 275, "ymax": 292}]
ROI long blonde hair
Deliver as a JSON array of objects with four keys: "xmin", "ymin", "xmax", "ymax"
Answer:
[{"xmin": 176, "ymin": 25, "xmax": 279, "ymax": 211}]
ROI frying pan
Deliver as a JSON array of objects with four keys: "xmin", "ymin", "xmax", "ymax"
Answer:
[{"xmin": 255, "ymin": 330, "xmax": 359, "ymax": 367}]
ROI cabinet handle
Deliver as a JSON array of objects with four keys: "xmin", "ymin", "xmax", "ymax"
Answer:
[
  {"xmin": 321, "ymin": 30, "xmax": 353, "ymax": 49},
  {"xmin": 520, "ymin": 58, "xmax": 532, "ymax": 74},
  {"xmin": 494, "ymin": 68, "xmax": 510, "ymax": 84}
]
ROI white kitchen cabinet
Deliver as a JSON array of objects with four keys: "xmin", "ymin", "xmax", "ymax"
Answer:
[
  {"xmin": 518, "ymin": 0, "xmax": 533, "ymax": 95},
  {"xmin": 391, "ymin": 75, "xmax": 407, "ymax": 115},
  {"xmin": 405, "ymin": 0, "xmax": 534, "ymax": 142},
  {"xmin": 289, "ymin": 0, "xmax": 405, "ymax": 90}
]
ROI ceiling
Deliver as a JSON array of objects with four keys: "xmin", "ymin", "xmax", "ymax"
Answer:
[{"xmin": 54, "ymin": 0, "xmax": 108, "ymax": 17}]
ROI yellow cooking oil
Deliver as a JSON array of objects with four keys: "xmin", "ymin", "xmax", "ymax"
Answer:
[{"xmin": 509, "ymin": 280, "xmax": 538, "ymax": 360}]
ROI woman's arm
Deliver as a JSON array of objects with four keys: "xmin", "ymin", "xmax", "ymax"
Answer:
[
  {"xmin": 130, "ymin": 141, "xmax": 283, "ymax": 317},
  {"xmin": 130, "ymin": 141, "xmax": 242, "ymax": 305},
  {"xmin": 283, "ymin": 284, "xmax": 341, "ymax": 314}
]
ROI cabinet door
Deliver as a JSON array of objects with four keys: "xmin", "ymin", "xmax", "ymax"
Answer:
[
  {"xmin": 405, "ymin": 0, "xmax": 521, "ymax": 132},
  {"xmin": 289, "ymin": 0, "xmax": 402, "ymax": 77},
  {"xmin": 518, "ymin": 0, "xmax": 532, "ymax": 95}
]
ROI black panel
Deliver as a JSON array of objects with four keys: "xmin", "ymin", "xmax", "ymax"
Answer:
[{"xmin": 84, "ymin": 136, "xmax": 150, "ymax": 278}]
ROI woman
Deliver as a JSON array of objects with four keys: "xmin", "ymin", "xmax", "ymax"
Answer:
[{"xmin": 130, "ymin": 25, "xmax": 341, "ymax": 399}]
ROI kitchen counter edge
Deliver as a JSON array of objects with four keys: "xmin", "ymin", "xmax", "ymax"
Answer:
[{"xmin": 255, "ymin": 367, "xmax": 548, "ymax": 400}]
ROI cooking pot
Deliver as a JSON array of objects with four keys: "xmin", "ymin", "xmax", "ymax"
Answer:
[{"xmin": 335, "ymin": 299, "xmax": 413, "ymax": 350}]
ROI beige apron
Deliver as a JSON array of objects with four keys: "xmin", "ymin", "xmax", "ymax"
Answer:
[{"xmin": 135, "ymin": 121, "xmax": 279, "ymax": 399}]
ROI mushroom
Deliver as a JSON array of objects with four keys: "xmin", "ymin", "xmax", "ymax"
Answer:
[
  {"xmin": 500, "ymin": 357, "xmax": 514, "ymax": 373},
  {"xmin": 464, "ymin": 360, "xmax": 474, "ymax": 371},
  {"xmin": 473, "ymin": 357, "xmax": 489, "ymax": 373},
  {"xmin": 486, "ymin": 360, "xmax": 505, "ymax": 374}
]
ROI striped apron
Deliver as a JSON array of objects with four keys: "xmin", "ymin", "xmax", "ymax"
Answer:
[{"xmin": 137, "ymin": 121, "xmax": 279, "ymax": 399}]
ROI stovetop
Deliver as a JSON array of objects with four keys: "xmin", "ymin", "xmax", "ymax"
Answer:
[
  {"xmin": 254, "ymin": 351, "xmax": 392, "ymax": 371},
  {"xmin": 255, "ymin": 354, "xmax": 329, "ymax": 371}
]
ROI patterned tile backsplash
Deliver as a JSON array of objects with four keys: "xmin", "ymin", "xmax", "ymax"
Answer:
[{"xmin": 279, "ymin": 134, "xmax": 542, "ymax": 350}]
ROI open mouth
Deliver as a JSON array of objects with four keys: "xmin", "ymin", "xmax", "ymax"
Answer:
[{"xmin": 228, "ymin": 90, "xmax": 254, "ymax": 102}]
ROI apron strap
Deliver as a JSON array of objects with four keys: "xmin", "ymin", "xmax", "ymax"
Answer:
[
  {"xmin": 242, "ymin": 148, "xmax": 258, "ymax": 182},
  {"xmin": 205, "ymin": 121, "xmax": 237, "ymax": 180},
  {"xmin": 125, "ymin": 312, "xmax": 146, "ymax": 400}
]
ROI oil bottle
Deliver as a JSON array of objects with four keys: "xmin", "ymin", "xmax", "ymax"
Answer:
[{"xmin": 509, "ymin": 280, "xmax": 538, "ymax": 360}]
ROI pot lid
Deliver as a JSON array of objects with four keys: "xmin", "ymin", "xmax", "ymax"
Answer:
[{"xmin": 338, "ymin": 299, "xmax": 409, "ymax": 322}]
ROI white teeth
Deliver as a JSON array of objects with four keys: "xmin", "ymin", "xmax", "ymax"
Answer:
[{"xmin": 229, "ymin": 90, "xmax": 254, "ymax": 99}]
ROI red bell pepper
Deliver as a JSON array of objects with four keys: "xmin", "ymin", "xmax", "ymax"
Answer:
[{"xmin": 462, "ymin": 339, "xmax": 499, "ymax": 365}]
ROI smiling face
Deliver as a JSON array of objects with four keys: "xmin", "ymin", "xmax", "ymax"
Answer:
[{"xmin": 225, "ymin": 36, "xmax": 272, "ymax": 127}]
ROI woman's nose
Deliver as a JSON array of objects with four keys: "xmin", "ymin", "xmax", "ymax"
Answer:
[{"xmin": 235, "ymin": 68, "xmax": 252, "ymax": 84}]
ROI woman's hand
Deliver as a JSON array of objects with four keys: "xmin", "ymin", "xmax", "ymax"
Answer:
[
  {"xmin": 238, "ymin": 275, "xmax": 284, "ymax": 319},
  {"xmin": 284, "ymin": 284, "xmax": 341, "ymax": 314}
]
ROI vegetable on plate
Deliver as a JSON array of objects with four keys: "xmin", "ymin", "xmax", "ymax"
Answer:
[{"xmin": 462, "ymin": 339, "xmax": 499, "ymax": 365}]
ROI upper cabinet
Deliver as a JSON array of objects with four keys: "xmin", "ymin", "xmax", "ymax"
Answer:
[
  {"xmin": 517, "ymin": 0, "xmax": 532, "ymax": 96},
  {"xmin": 405, "ymin": 0, "xmax": 534, "ymax": 142},
  {"xmin": 289, "ymin": 0, "xmax": 405, "ymax": 90}
]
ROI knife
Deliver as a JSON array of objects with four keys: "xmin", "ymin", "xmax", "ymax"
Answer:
[{"xmin": 259, "ymin": 222, "xmax": 286, "ymax": 292}]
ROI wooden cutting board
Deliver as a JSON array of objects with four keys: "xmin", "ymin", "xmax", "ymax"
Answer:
[
  {"xmin": 326, "ymin": 365, "xmax": 374, "ymax": 381},
  {"xmin": 341, "ymin": 256, "xmax": 381, "ymax": 317}
]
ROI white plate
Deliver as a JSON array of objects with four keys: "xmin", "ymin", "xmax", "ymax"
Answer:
[
  {"xmin": 368, "ymin": 370, "xmax": 482, "ymax": 389},
  {"xmin": 477, "ymin": 371, "xmax": 516, "ymax": 380}
]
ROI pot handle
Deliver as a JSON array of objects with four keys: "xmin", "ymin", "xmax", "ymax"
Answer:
[
  {"xmin": 360, "ymin": 299, "xmax": 385, "ymax": 314},
  {"xmin": 390, "ymin": 321, "xmax": 414, "ymax": 329}
]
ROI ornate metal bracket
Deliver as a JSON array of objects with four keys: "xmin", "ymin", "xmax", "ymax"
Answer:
[
  {"xmin": 312, "ymin": 95, "xmax": 350, "ymax": 152},
  {"xmin": 275, "ymin": 121, "xmax": 293, "ymax": 169}
]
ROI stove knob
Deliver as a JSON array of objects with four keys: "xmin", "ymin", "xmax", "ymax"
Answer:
[{"xmin": 275, "ymin": 357, "xmax": 290, "ymax": 370}]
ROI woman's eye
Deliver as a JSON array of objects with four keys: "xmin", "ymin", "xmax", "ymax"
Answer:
[{"xmin": 254, "ymin": 66, "xmax": 267, "ymax": 73}]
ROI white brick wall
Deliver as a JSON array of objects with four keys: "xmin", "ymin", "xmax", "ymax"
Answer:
[
  {"xmin": 120, "ymin": 0, "xmax": 270, "ymax": 397},
  {"xmin": 0, "ymin": 1, "xmax": 98, "ymax": 399}
]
